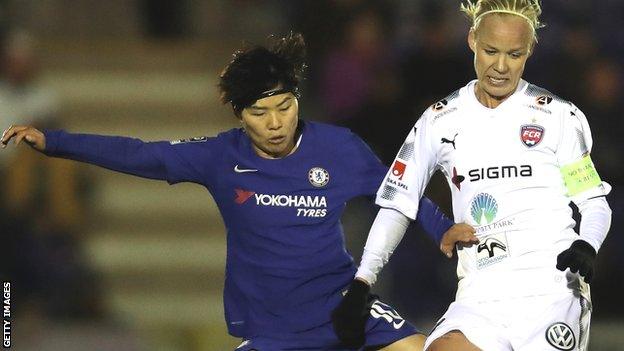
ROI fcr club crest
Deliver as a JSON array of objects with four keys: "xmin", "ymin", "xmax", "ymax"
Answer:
[
  {"xmin": 520, "ymin": 124, "xmax": 545, "ymax": 147},
  {"xmin": 308, "ymin": 167, "xmax": 329, "ymax": 187}
]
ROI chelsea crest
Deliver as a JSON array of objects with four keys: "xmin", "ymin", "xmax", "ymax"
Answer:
[{"xmin": 308, "ymin": 167, "xmax": 329, "ymax": 187}]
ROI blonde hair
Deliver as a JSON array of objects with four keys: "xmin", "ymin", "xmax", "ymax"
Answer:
[{"xmin": 461, "ymin": 0, "xmax": 544, "ymax": 41}]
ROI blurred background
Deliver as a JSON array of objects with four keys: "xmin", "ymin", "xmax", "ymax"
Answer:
[{"xmin": 0, "ymin": 0, "xmax": 621, "ymax": 350}]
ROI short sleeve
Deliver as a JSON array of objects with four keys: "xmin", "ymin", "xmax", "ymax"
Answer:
[{"xmin": 375, "ymin": 114, "xmax": 439, "ymax": 220}]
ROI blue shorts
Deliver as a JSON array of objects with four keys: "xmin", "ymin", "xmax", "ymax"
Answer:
[{"xmin": 234, "ymin": 299, "xmax": 419, "ymax": 351}]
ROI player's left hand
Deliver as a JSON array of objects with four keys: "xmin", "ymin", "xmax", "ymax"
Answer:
[
  {"xmin": 556, "ymin": 240, "xmax": 596, "ymax": 283},
  {"xmin": 331, "ymin": 279, "xmax": 370, "ymax": 348},
  {"xmin": 440, "ymin": 223, "xmax": 478, "ymax": 258}
]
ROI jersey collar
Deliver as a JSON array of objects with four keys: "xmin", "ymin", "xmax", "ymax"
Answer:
[{"xmin": 465, "ymin": 79, "xmax": 528, "ymax": 113}]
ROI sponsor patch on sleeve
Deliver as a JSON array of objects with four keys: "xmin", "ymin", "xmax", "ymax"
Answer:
[
  {"xmin": 560, "ymin": 155, "xmax": 602, "ymax": 196},
  {"xmin": 170, "ymin": 136, "xmax": 208, "ymax": 145}
]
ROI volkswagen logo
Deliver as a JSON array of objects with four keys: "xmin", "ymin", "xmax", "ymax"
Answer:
[{"xmin": 545, "ymin": 322, "xmax": 575, "ymax": 350}]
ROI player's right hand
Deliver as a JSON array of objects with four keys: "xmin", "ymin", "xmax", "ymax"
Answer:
[
  {"xmin": 1, "ymin": 125, "xmax": 46, "ymax": 151},
  {"xmin": 331, "ymin": 279, "xmax": 370, "ymax": 348},
  {"xmin": 440, "ymin": 223, "xmax": 478, "ymax": 258}
]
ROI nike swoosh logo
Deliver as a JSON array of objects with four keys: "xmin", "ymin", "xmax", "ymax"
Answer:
[
  {"xmin": 393, "ymin": 320, "xmax": 405, "ymax": 329},
  {"xmin": 234, "ymin": 165, "xmax": 258, "ymax": 173}
]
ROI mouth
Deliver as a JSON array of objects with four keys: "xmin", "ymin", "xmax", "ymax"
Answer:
[
  {"xmin": 268, "ymin": 136, "xmax": 286, "ymax": 145},
  {"xmin": 487, "ymin": 75, "xmax": 508, "ymax": 86}
]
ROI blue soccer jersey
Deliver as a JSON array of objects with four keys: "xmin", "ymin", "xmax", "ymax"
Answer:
[{"xmin": 43, "ymin": 120, "xmax": 452, "ymax": 337}]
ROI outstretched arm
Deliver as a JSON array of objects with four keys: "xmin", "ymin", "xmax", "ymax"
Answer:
[{"xmin": 2, "ymin": 125, "xmax": 204, "ymax": 183}]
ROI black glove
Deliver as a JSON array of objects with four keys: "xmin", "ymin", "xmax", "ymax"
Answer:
[
  {"xmin": 556, "ymin": 240, "xmax": 597, "ymax": 283},
  {"xmin": 331, "ymin": 279, "xmax": 371, "ymax": 348}
]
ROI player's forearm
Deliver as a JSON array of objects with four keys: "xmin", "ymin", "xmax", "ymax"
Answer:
[
  {"xmin": 577, "ymin": 196, "xmax": 612, "ymax": 252},
  {"xmin": 416, "ymin": 196, "xmax": 454, "ymax": 244},
  {"xmin": 355, "ymin": 207, "xmax": 410, "ymax": 285},
  {"xmin": 43, "ymin": 130, "xmax": 169, "ymax": 180}
]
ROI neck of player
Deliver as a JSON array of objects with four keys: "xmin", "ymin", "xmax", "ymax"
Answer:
[
  {"xmin": 254, "ymin": 138, "xmax": 298, "ymax": 159},
  {"xmin": 474, "ymin": 83, "xmax": 514, "ymax": 109}
]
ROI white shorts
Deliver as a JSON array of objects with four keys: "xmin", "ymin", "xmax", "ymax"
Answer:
[{"xmin": 424, "ymin": 292, "xmax": 591, "ymax": 351}]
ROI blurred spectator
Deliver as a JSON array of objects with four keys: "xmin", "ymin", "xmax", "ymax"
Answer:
[
  {"xmin": 537, "ymin": 19, "xmax": 596, "ymax": 103},
  {"xmin": 289, "ymin": 1, "xmax": 379, "ymax": 94},
  {"xmin": 0, "ymin": 31, "xmax": 59, "ymax": 153},
  {"xmin": 0, "ymin": 30, "xmax": 61, "ymax": 218},
  {"xmin": 576, "ymin": 59, "xmax": 624, "ymax": 302},
  {"xmin": 321, "ymin": 6, "xmax": 389, "ymax": 122},
  {"xmin": 579, "ymin": 58, "xmax": 623, "ymax": 186},
  {"xmin": 0, "ymin": 30, "xmax": 102, "ymax": 321},
  {"xmin": 140, "ymin": 0, "xmax": 190, "ymax": 39},
  {"xmin": 320, "ymin": 5, "xmax": 407, "ymax": 163},
  {"xmin": 399, "ymin": 1, "xmax": 473, "ymax": 113}
]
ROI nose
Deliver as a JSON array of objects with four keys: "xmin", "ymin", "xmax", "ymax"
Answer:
[
  {"xmin": 494, "ymin": 54, "xmax": 509, "ymax": 74},
  {"xmin": 267, "ymin": 111, "xmax": 282, "ymax": 130}
]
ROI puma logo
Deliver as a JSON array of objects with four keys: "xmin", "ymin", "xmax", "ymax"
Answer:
[{"xmin": 441, "ymin": 133, "xmax": 458, "ymax": 149}]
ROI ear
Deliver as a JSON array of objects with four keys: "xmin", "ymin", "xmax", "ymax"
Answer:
[
  {"xmin": 468, "ymin": 29, "xmax": 477, "ymax": 53},
  {"xmin": 527, "ymin": 41, "xmax": 536, "ymax": 58}
]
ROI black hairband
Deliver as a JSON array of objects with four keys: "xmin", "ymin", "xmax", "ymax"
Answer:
[
  {"xmin": 232, "ymin": 87, "xmax": 300, "ymax": 113},
  {"xmin": 257, "ymin": 87, "xmax": 298, "ymax": 100}
]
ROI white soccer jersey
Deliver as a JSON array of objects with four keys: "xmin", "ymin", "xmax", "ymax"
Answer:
[{"xmin": 377, "ymin": 79, "xmax": 610, "ymax": 300}]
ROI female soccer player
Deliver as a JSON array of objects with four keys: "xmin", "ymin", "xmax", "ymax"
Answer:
[
  {"xmin": 2, "ymin": 33, "xmax": 474, "ymax": 350},
  {"xmin": 335, "ymin": 1, "xmax": 612, "ymax": 350}
]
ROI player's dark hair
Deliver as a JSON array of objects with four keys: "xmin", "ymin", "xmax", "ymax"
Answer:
[{"xmin": 219, "ymin": 32, "xmax": 307, "ymax": 117}]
